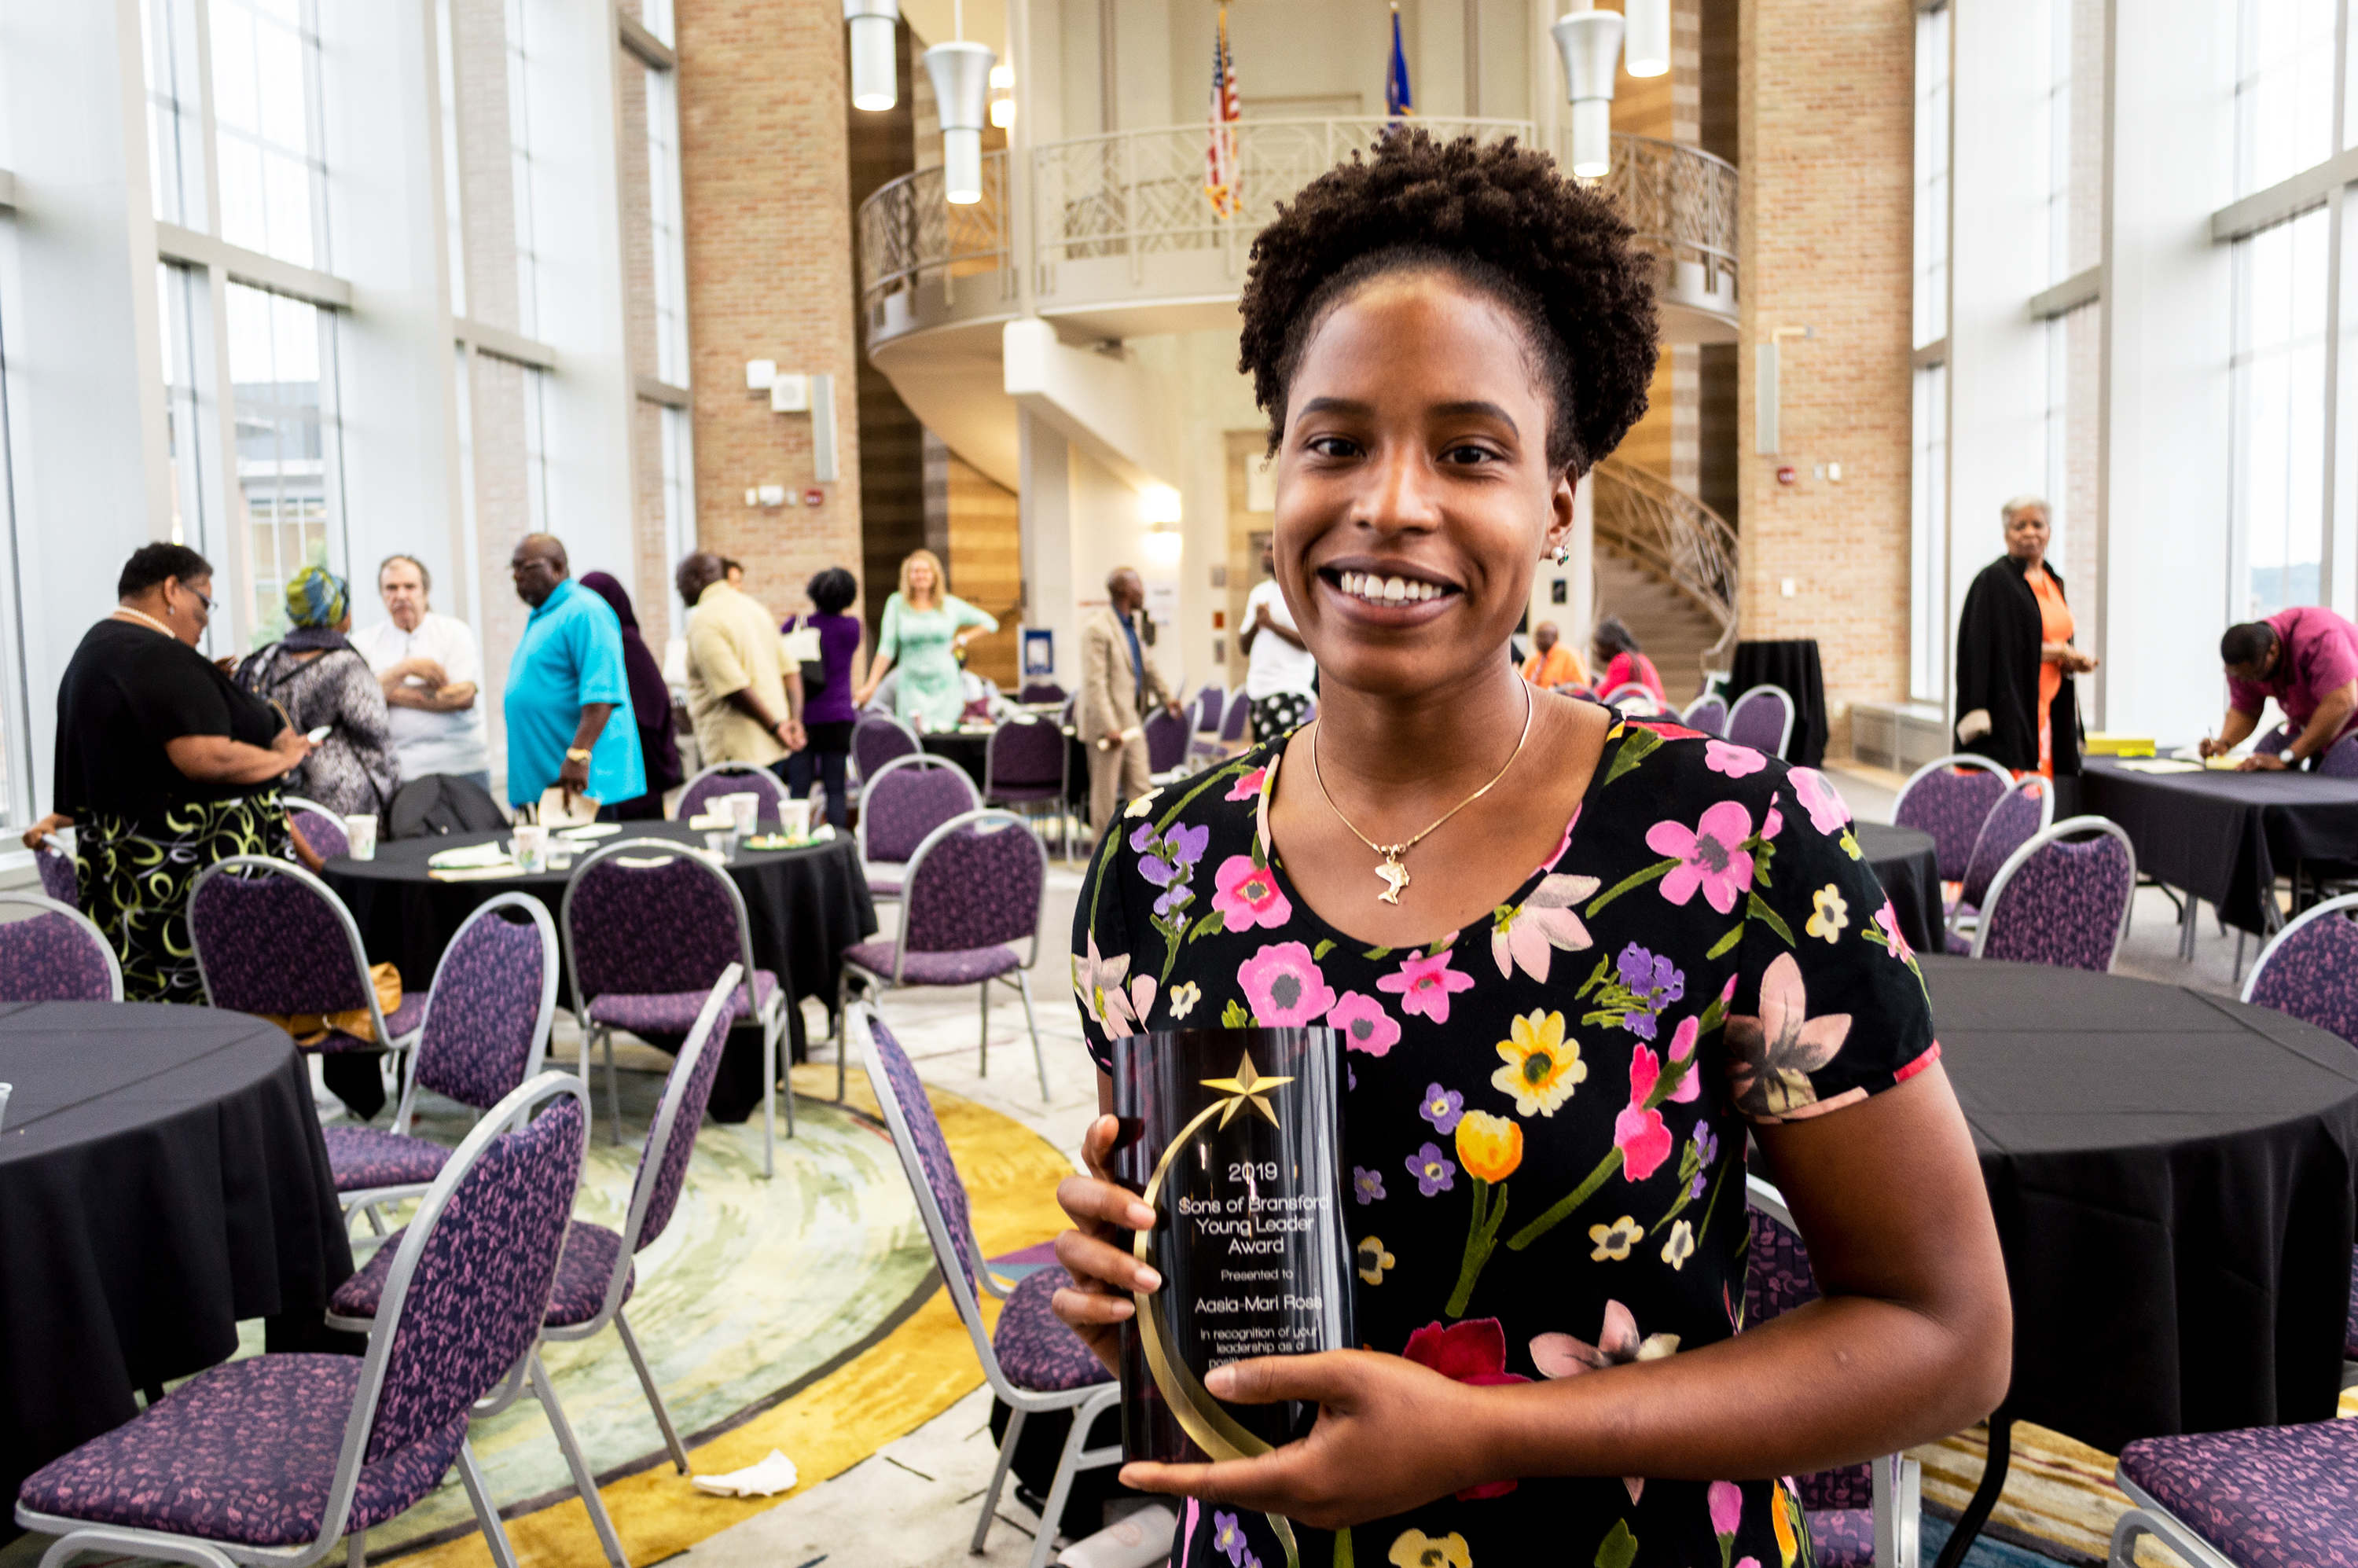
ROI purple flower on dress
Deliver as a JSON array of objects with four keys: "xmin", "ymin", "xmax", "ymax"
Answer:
[
  {"xmin": 1615, "ymin": 943, "xmax": 1687, "ymax": 1039},
  {"xmin": 1353, "ymin": 1166, "xmax": 1387, "ymax": 1205},
  {"xmin": 1408, "ymin": 1141, "xmax": 1458, "ymax": 1196},
  {"xmin": 1132, "ymin": 821, "xmax": 1211, "ymax": 918},
  {"xmin": 1688, "ymin": 1121, "xmax": 1720, "ymax": 1199},
  {"xmin": 1419, "ymin": 1082, "xmax": 1464, "ymax": 1134},
  {"xmin": 1212, "ymin": 1510, "xmax": 1247, "ymax": 1566}
]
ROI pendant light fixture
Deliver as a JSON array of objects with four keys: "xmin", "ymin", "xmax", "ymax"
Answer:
[
  {"xmin": 1623, "ymin": 0, "xmax": 1669, "ymax": 78},
  {"xmin": 923, "ymin": 0, "xmax": 995, "ymax": 204},
  {"xmin": 845, "ymin": 0, "xmax": 899, "ymax": 112},
  {"xmin": 1550, "ymin": 0, "xmax": 1625, "ymax": 178}
]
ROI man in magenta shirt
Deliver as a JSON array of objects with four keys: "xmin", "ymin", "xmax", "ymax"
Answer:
[{"xmin": 2199, "ymin": 607, "xmax": 2358, "ymax": 771}]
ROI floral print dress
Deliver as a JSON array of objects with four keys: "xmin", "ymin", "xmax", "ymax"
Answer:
[{"xmin": 1071, "ymin": 716, "xmax": 1939, "ymax": 1568}]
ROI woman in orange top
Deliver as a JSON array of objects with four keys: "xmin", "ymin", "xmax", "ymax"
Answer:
[{"xmin": 1953, "ymin": 497, "xmax": 2098, "ymax": 780}]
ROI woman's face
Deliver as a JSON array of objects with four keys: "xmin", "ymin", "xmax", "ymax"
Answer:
[
  {"xmin": 170, "ymin": 575, "xmax": 214, "ymax": 647},
  {"xmin": 908, "ymin": 560, "xmax": 936, "ymax": 598},
  {"xmin": 2004, "ymin": 506, "xmax": 2050, "ymax": 562},
  {"xmin": 1274, "ymin": 271, "xmax": 1574, "ymax": 701}
]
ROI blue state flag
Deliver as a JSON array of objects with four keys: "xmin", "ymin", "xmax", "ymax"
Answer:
[{"xmin": 1386, "ymin": 2, "xmax": 1413, "ymax": 121}]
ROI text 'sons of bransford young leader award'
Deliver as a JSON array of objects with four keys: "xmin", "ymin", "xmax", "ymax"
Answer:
[{"xmin": 1111, "ymin": 1026, "xmax": 1352, "ymax": 1529}]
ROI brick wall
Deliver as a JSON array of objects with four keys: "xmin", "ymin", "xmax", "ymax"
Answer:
[
  {"xmin": 1736, "ymin": 0, "xmax": 1915, "ymax": 755},
  {"xmin": 674, "ymin": 0, "xmax": 866, "ymax": 630}
]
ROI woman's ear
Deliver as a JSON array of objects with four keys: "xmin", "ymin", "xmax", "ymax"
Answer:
[{"xmin": 1541, "ymin": 465, "xmax": 1582, "ymax": 559}]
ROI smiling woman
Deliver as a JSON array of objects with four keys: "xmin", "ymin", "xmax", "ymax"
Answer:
[{"xmin": 1054, "ymin": 133, "xmax": 2011, "ymax": 1568}]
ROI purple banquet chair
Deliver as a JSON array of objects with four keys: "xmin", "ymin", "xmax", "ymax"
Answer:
[
  {"xmin": 1193, "ymin": 685, "xmax": 1225, "ymax": 735},
  {"xmin": 1019, "ymin": 680, "xmax": 1067, "ymax": 704},
  {"xmin": 562, "ymin": 837, "xmax": 792, "ymax": 1172},
  {"xmin": 1944, "ymin": 775, "xmax": 2055, "ymax": 952},
  {"xmin": 1892, "ymin": 754, "xmax": 2011, "ymax": 884},
  {"xmin": 1743, "ymin": 1177, "xmax": 1923, "ymax": 1567},
  {"xmin": 1724, "ymin": 684, "xmax": 1797, "ymax": 757},
  {"xmin": 1679, "ymin": 692, "xmax": 1729, "ymax": 736},
  {"xmin": 0, "ymin": 891, "xmax": 123, "ymax": 1002},
  {"xmin": 2255, "ymin": 721, "xmax": 2295, "ymax": 758},
  {"xmin": 190, "ymin": 856, "xmax": 428, "ymax": 1103},
  {"xmin": 2243, "ymin": 890, "xmax": 2358, "ymax": 1048},
  {"xmin": 324, "ymin": 894, "xmax": 558, "ymax": 1233},
  {"xmin": 2109, "ymin": 1416, "xmax": 2358, "ymax": 1568},
  {"xmin": 284, "ymin": 795, "xmax": 351, "ymax": 860},
  {"xmin": 854, "ymin": 1004, "xmax": 1117, "ymax": 1568},
  {"xmin": 1970, "ymin": 816, "xmax": 2137, "ymax": 972},
  {"xmin": 836, "ymin": 808, "xmax": 1049, "ymax": 1101},
  {"xmin": 14, "ymin": 1072, "xmax": 590, "ymax": 1568},
  {"xmin": 35, "ymin": 835, "xmax": 76, "ymax": 905},
  {"xmin": 2321, "ymin": 732, "xmax": 2358, "ymax": 780},
  {"xmin": 331, "ymin": 968, "xmax": 739, "ymax": 1533},
  {"xmin": 1603, "ymin": 681, "xmax": 1660, "ymax": 712},
  {"xmin": 983, "ymin": 714, "xmax": 1071, "ymax": 859},
  {"xmin": 1142, "ymin": 706, "xmax": 1191, "ymax": 778},
  {"xmin": 1218, "ymin": 692, "xmax": 1251, "ymax": 749},
  {"xmin": 675, "ymin": 762, "xmax": 792, "ymax": 823},
  {"xmin": 851, "ymin": 713, "xmax": 922, "ymax": 785},
  {"xmin": 856, "ymin": 752, "xmax": 982, "ymax": 902}
]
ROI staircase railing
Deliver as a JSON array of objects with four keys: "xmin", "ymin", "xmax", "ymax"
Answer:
[
  {"xmin": 1593, "ymin": 134, "xmax": 1739, "ymax": 300},
  {"xmin": 1590, "ymin": 458, "xmax": 1740, "ymax": 666},
  {"xmin": 857, "ymin": 152, "xmax": 1013, "ymax": 319}
]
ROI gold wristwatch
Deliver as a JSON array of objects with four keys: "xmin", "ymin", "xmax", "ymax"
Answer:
[{"xmin": 564, "ymin": 747, "xmax": 593, "ymax": 763}]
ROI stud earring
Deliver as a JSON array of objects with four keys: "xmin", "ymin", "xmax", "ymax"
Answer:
[{"xmin": 1549, "ymin": 543, "xmax": 1573, "ymax": 566}]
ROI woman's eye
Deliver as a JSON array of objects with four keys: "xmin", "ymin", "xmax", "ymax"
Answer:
[
  {"xmin": 1306, "ymin": 435, "xmax": 1361, "ymax": 460},
  {"xmin": 1442, "ymin": 442, "xmax": 1501, "ymax": 465}
]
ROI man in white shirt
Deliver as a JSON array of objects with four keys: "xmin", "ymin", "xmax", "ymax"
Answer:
[
  {"xmin": 349, "ymin": 554, "xmax": 493, "ymax": 792},
  {"xmin": 1240, "ymin": 545, "xmax": 1317, "ymax": 744}
]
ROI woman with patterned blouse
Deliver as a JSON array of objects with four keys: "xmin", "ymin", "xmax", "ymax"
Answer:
[{"xmin": 1052, "ymin": 134, "xmax": 2010, "ymax": 1568}]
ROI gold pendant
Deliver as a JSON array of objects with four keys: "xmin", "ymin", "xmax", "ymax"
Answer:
[{"xmin": 1375, "ymin": 852, "xmax": 1411, "ymax": 905}]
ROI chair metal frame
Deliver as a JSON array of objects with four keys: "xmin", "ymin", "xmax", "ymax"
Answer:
[
  {"xmin": 982, "ymin": 713, "xmax": 1074, "ymax": 861},
  {"xmin": 836, "ymin": 808, "xmax": 1050, "ymax": 1101},
  {"xmin": 674, "ymin": 761, "xmax": 791, "ymax": 821},
  {"xmin": 2239, "ymin": 889, "xmax": 2358, "ymax": 1006},
  {"xmin": 1747, "ymin": 1175, "xmax": 1923, "ymax": 1568},
  {"xmin": 2105, "ymin": 1474, "xmax": 2240, "ymax": 1568},
  {"xmin": 851, "ymin": 1004, "xmax": 1118, "ymax": 1568},
  {"xmin": 1727, "ymin": 684, "xmax": 1798, "ymax": 757},
  {"xmin": 1603, "ymin": 681, "xmax": 1658, "ymax": 707},
  {"xmin": 855, "ymin": 751, "xmax": 983, "ymax": 902},
  {"xmin": 335, "ymin": 894, "xmax": 560, "ymax": 1228},
  {"xmin": 190, "ymin": 855, "xmax": 421, "ymax": 1085},
  {"xmin": 17, "ymin": 1071, "xmax": 590, "ymax": 1568},
  {"xmin": 1969, "ymin": 814, "xmax": 2139, "ymax": 970},
  {"xmin": 560, "ymin": 838, "xmax": 793, "ymax": 1173},
  {"xmin": 0, "ymin": 890, "xmax": 124, "ymax": 1001}
]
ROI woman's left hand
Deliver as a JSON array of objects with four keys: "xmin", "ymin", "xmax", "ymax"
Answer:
[{"xmin": 1118, "ymin": 1350, "xmax": 1499, "ymax": 1530}]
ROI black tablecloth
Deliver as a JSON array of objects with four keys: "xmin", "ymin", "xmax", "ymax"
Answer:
[
  {"xmin": 2081, "ymin": 758, "xmax": 2358, "ymax": 934},
  {"xmin": 1855, "ymin": 822, "xmax": 1941, "ymax": 956},
  {"xmin": 1728, "ymin": 639, "xmax": 1827, "ymax": 766},
  {"xmin": 322, "ymin": 825, "xmax": 877, "ymax": 1092},
  {"xmin": 1916, "ymin": 957, "xmax": 2358, "ymax": 1452},
  {"xmin": 921, "ymin": 728, "xmax": 1091, "ymax": 810},
  {"xmin": 0, "ymin": 1003, "xmax": 351, "ymax": 1522}
]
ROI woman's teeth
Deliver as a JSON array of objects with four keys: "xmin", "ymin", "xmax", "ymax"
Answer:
[{"xmin": 1336, "ymin": 571, "xmax": 1445, "ymax": 604}]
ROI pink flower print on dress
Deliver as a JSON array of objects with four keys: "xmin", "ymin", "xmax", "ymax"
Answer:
[
  {"xmin": 1210, "ymin": 854, "xmax": 1293, "ymax": 932},
  {"xmin": 1872, "ymin": 898, "xmax": 1915, "ymax": 962},
  {"xmin": 1664, "ymin": 1015, "xmax": 1702, "ymax": 1103},
  {"xmin": 1539, "ymin": 806, "xmax": 1582, "ymax": 873},
  {"xmin": 1490, "ymin": 872, "xmax": 1600, "ymax": 982},
  {"xmin": 1225, "ymin": 765, "xmax": 1267, "ymax": 802},
  {"xmin": 1073, "ymin": 933, "xmax": 1139, "ymax": 1037},
  {"xmin": 1705, "ymin": 739, "xmax": 1767, "ymax": 778},
  {"xmin": 1236, "ymin": 941, "xmax": 1337, "ymax": 1026},
  {"xmin": 1328, "ymin": 990, "xmax": 1402, "ymax": 1056},
  {"xmin": 1708, "ymin": 1478, "xmax": 1743, "ymax": 1540},
  {"xmin": 1614, "ymin": 1043, "xmax": 1675, "ymax": 1181},
  {"xmin": 1791, "ymin": 767, "xmax": 1852, "ymax": 835},
  {"xmin": 1645, "ymin": 799, "xmax": 1757, "ymax": 916},
  {"xmin": 1377, "ymin": 948, "xmax": 1477, "ymax": 1024},
  {"xmin": 1763, "ymin": 801, "xmax": 1784, "ymax": 840},
  {"xmin": 1530, "ymin": 1300, "xmax": 1681, "ymax": 1502},
  {"xmin": 1724, "ymin": 952, "xmax": 1855, "ymax": 1121}
]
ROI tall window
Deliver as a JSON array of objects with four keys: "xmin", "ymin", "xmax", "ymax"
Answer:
[
  {"xmin": 2230, "ymin": 211, "xmax": 2330, "ymax": 619},
  {"xmin": 229, "ymin": 282, "xmax": 344, "ymax": 644},
  {"xmin": 1910, "ymin": 363, "xmax": 1948, "ymax": 703},
  {"xmin": 141, "ymin": 0, "xmax": 207, "ymax": 229},
  {"xmin": 1912, "ymin": 3, "xmax": 1949, "ymax": 353},
  {"xmin": 2235, "ymin": 0, "xmax": 2335, "ymax": 199},
  {"xmin": 648, "ymin": 65, "xmax": 690, "ymax": 387},
  {"xmin": 437, "ymin": 0, "xmax": 469, "ymax": 319},
  {"xmin": 504, "ymin": 0, "xmax": 542, "ymax": 339},
  {"xmin": 156, "ymin": 264, "xmax": 219, "ymax": 582},
  {"xmin": 210, "ymin": 0, "xmax": 329, "ymax": 270},
  {"xmin": 2039, "ymin": 0, "xmax": 2104, "ymax": 668}
]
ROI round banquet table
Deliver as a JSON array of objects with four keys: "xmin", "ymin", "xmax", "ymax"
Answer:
[
  {"xmin": 0, "ymin": 1002, "xmax": 352, "ymax": 1532},
  {"xmin": 1852, "ymin": 821, "xmax": 1941, "ymax": 957},
  {"xmin": 920, "ymin": 726, "xmax": 1091, "ymax": 809},
  {"xmin": 321, "ymin": 824, "xmax": 877, "ymax": 1105},
  {"xmin": 1913, "ymin": 956, "xmax": 2358, "ymax": 1566}
]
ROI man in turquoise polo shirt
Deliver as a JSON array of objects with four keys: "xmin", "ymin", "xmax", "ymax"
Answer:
[{"xmin": 502, "ymin": 533, "xmax": 645, "ymax": 815}]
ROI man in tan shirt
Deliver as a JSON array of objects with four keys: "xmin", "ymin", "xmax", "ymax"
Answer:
[
  {"xmin": 677, "ymin": 553, "xmax": 803, "ymax": 772},
  {"xmin": 1078, "ymin": 566, "xmax": 1182, "ymax": 832}
]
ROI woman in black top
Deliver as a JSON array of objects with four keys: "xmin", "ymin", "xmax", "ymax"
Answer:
[
  {"xmin": 24, "ymin": 544, "xmax": 316, "ymax": 1004},
  {"xmin": 578, "ymin": 571, "xmax": 684, "ymax": 820},
  {"xmin": 1953, "ymin": 497, "xmax": 2097, "ymax": 807}
]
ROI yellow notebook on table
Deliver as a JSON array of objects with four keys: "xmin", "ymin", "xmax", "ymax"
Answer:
[{"xmin": 2085, "ymin": 733, "xmax": 2157, "ymax": 757}]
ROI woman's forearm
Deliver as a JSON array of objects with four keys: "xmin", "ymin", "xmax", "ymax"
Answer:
[{"xmin": 164, "ymin": 734, "xmax": 299, "ymax": 786}]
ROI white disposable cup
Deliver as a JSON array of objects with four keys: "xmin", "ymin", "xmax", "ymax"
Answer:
[
  {"xmin": 0, "ymin": 1081, "xmax": 11, "ymax": 1136},
  {"xmin": 343, "ymin": 814, "xmax": 377, "ymax": 861},
  {"xmin": 780, "ymin": 799, "xmax": 813, "ymax": 839},
  {"xmin": 512, "ymin": 824, "xmax": 548, "ymax": 873},
  {"xmin": 705, "ymin": 829, "xmax": 738, "ymax": 862},
  {"xmin": 727, "ymin": 792, "xmax": 761, "ymax": 835}
]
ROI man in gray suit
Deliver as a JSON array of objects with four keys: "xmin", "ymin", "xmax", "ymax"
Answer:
[{"xmin": 1078, "ymin": 567, "xmax": 1181, "ymax": 832}]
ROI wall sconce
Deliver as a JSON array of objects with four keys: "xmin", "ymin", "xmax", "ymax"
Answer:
[
  {"xmin": 925, "ymin": 41, "xmax": 996, "ymax": 204},
  {"xmin": 988, "ymin": 63, "xmax": 1015, "ymax": 128},
  {"xmin": 845, "ymin": 0, "xmax": 899, "ymax": 112},
  {"xmin": 1623, "ymin": 0, "xmax": 1669, "ymax": 78},
  {"xmin": 1551, "ymin": 1, "xmax": 1624, "ymax": 178}
]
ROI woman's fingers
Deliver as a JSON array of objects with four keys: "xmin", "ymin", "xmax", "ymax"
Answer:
[
  {"xmin": 1055, "ymin": 1226, "xmax": 1160, "ymax": 1293},
  {"xmin": 1051, "ymin": 1283, "xmax": 1136, "ymax": 1327},
  {"xmin": 1118, "ymin": 1452, "xmax": 1313, "ymax": 1517},
  {"xmin": 1203, "ymin": 1352, "xmax": 1355, "ymax": 1407}
]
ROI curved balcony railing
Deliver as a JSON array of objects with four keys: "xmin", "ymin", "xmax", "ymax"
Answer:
[
  {"xmin": 1591, "ymin": 457, "xmax": 1741, "ymax": 662},
  {"xmin": 1594, "ymin": 134, "xmax": 1739, "ymax": 300},
  {"xmin": 857, "ymin": 152, "xmax": 1012, "ymax": 321}
]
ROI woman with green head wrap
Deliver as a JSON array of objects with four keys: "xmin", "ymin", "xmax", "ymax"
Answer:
[{"xmin": 237, "ymin": 564, "xmax": 402, "ymax": 824}]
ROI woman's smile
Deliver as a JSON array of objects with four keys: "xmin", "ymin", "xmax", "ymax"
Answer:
[{"xmin": 1317, "ymin": 556, "xmax": 1464, "ymax": 626}]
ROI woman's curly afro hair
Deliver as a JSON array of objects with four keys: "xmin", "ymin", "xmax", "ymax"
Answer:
[{"xmin": 1237, "ymin": 130, "xmax": 1658, "ymax": 476}]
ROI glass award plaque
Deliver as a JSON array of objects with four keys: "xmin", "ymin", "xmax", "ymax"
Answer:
[{"xmin": 1111, "ymin": 1026, "xmax": 1353, "ymax": 1468}]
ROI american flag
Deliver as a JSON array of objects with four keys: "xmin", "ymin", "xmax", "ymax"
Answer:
[{"xmin": 1204, "ymin": 5, "xmax": 1240, "ymax": 217}]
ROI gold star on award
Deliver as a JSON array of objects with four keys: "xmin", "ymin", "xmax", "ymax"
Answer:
[{"xmin": 1199, "ymin": 1048, "xmax": 1295, "ymax": 1129}]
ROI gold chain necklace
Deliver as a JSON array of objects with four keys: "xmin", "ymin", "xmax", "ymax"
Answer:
[{"xmin": 1309, "ymin": 682, "xmax": 1536, "ymax": 905}]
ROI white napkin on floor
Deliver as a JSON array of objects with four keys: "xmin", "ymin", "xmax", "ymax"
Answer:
[
  {"xmin": 1056, "ymin": 1503, "xmax": 1177, "ymax": 1567},
  {"xmin": 690, "ymin": 1450, "xmax": 799, "ymax": 1497}
]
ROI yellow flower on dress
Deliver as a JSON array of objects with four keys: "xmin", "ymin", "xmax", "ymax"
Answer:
[
  {"xmin": 1491, "ymin": 1009, "xmax": 1586, "ymax": 1118},
  {"xmin": 1453, "ymin": 1111, "xmax": 1524, "ymax": 1184},
  {"xmin": 1660, "ymin": 1218, "xmax": 1695, "ymax": 1271},
  {"xmin": 1168, "ymin": 980, "xmax": 1201, "ymax": 1019},
  {"xmin": 1357, "ymin": 1235, "xmax": 1396, "ymax": 1285},
  {"xmin": 1838, "ymin": 828, "xmax": 1863, "ymax": 861},
  {"xmin": 1773, "ymin": 1477, "xmax": 1802, "ymax": 1566},
  {"xmin": 1589, "ymin": 1214, "xmax": 1642, "ymax": 1261},
  {"xmin": 1805, "ymin": 883, "xmax": 1849, "ymax": 944},
  {"xmin": 1124, "ymin": 788, "xmax": 1163, "ymax": 819},
  {"xmin": 1387, "ymin": 1528, "xmax": 1472, "ymax": 1568}
]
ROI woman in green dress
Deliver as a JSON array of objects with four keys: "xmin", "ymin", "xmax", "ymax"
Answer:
[{"xmin": 853, "ymin": 549, "xmax": 998, "ymax": 730}]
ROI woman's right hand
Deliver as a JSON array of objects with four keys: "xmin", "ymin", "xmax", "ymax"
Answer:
[
  {"xmin": 1052, "ymin": 1112, "xmax": 1162, "ymax": 1372},
  {"xmin": 20, "ymin": 812, "xmax": 69, "ymax": 852},
  {"xmin": 271, "ymin": 725, "xmax": 317, "ymax": 766}
]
